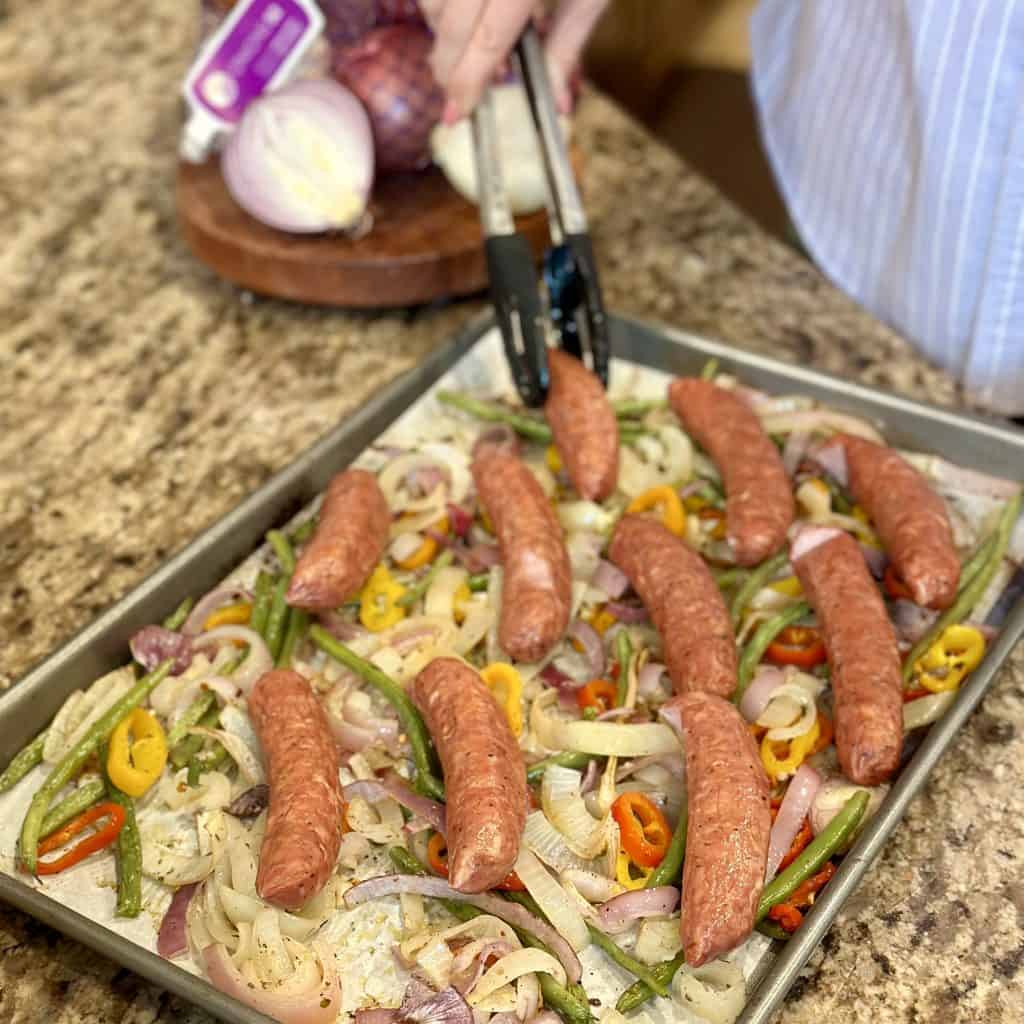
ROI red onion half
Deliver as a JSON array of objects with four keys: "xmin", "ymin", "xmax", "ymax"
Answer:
[
  {"xmin": 765, "ymin": 764, "xmax": 821, "ymax": 881},
  {"xmin": 157, "ymin": 883, "xmax": 197, "ymax": 959},
  {"xmin": 130, "ymin": 626, "xmax": 193, "ymax": 676},
  {"xmin": 223, "ymin": 79, "xmax": 373, "ymax": 234},
  {"xmin": 333, "ymin": 25, "xmax": 444, "ymax": 172}
]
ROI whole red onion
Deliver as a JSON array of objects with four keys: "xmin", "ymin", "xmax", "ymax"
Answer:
[
  {"xmin": 319, "ymin": 0, "xmax": 376, "ymax": 45},
  {"xmin": 333, "ymin": 24, "xmax": 444, "ymax": 172},
  {"xmin": 375, "ymin": 0, "xmax": 426, "ymax": 26}
]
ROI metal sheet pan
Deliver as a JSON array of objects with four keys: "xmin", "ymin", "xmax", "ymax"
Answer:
[{"xmin": 0, "ymin": 313, "xmax": 1020, "ymax": 1024}]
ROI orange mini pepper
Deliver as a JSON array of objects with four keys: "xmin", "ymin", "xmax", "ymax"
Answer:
[
  {"xmin": 576, "ymin": 679, "xmax": 617, "ymax": 715},
  {"xmin": 612, "ymin": 792, "xmax": 671, "ymax": 869}
]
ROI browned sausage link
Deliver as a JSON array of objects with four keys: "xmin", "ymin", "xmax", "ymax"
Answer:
[
  {"xmin": 668, "ymin": 378, "xmax": 795, "ymax": 566},
  {"xmin": 248, "ymin": 669, "xmax": 345, "ymax": 910},
  {"xmin": 472, "ymin": 448, "xmax": 572, "ymax": 663},
  {"xmin": 411, "ymin": 657, "xmax": 528, "ymax": 893},
  {"xmin": 838, "ymin": 434, "xmax": 960, "ymax": 609},
  {"xmin": 287, "ymin": 469, "xmax": 390, "ymax": 610},
  {"xmin": 543, "ymin": 348, "xmax": 619, "ymax": 501},
  {"xmin": 793, "ymin": 529, "xmax": 903, "ymax": 785},
  {"xmin": 670, "ymin": 691, "xmax": 771, "ymax": 966},
  {"xmin": 609, "ymin": 514, "xmax": 737, "ymax": 698}
]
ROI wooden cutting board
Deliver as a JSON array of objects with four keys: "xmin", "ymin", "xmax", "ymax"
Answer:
[{"xmin": 176, "ymin": 158, "xmax": 555, "ymax": 308}]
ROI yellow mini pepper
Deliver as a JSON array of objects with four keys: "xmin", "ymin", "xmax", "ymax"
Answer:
[
  {"xmin": 768, "ymin": 576, "xmax": 804, "ymax": 598},
  {"xmin": 587, "ymin": 606, "xmax": 618, "ymax": 636},
  {"xmin": 107, "ymin": 708, "xmax": 168, "ymax": 797},
  {"xmin": 915, "ymin": 624, "xmax": 986, "ymax": 693},
  {"xmin": 761, "ymin": 717, "xmax": 821, "ymax": 784},
  {"xmin": 479, "ymin": 662, "xmax": 523, "ymax": 736},
  {"xmin": 545, "ymin": 445, "xmax": 563, "ymax": 474},
  {"xmin": 616, "ymin": 849, "xmax": 655, "ymax": 891},
  {"xmin": 396, "ymin": 516, "xmax": 449, "ymax": 571},
  {"xmin": 360, "ymin": 565, "xmax": 407, "ymax": 632},
  {"xmin": 626, "ymin": 486, "xmax": 686, "ymax": 537},
  {"xmin": 453, "ymin": 581, "xmax": 472, "ymax": 624},
  {"xmin": 203, "ymin": 601, "xmax": 252, "ymax": 631}
]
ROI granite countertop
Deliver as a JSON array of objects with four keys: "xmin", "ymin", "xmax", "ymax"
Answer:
[{"xmin": 1, "ymin": 2, "xmax": 1021, "ymax": 1022}]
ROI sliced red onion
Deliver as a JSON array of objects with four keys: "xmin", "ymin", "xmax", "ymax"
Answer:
[
  {"xmin": 860, "ymin": 544, "xmax": 888, "ymax": 579},
  {"xmin": 592, "ymin": 559, "xmax": 630, "ymax": 599},
  {"xmin": 355, "ymin": 1011, "xmax": 399, "ymax": 1024},
  {"xmin": 606, "ymin": 601, "xmax": 650, "ymax": 624},
  {"xmin": 131, "ymin": 626, "xmax": 194, "ymax": 675},
  {"xmin": 192, "ymin": 626, "xmax": 272, "ymax": 695},
  {"xmin": 580, "ymin": 759, "xmax": 601, "ymax": 794},
  {"xmin": 596, "ymin": 886, "xmax": 680, "ymax": 934},
  {"xmin": 615, "ymin": 754, "xmax": 684, "ymax": 783},
  {"xmin": 596, "ymin": 707, "xmax": 635, "ymax": 722},
  {"xmin": 924, "ymin": 459, "xmax": 1021, "ymax": 499},
  {"xmin": 890, "ymin": 600, "xmax": 940, "ymax": 644},
  {"xmin": 567, "ymin": 620, "xmax": 605, "ymax": 677},
  {"xmin": 436, "ymin": 534, "xmax": 501, "ymax": 573},
  {"xmin": 637, "ymin": 663, "xmax": 668, "ymax": 698},
  {"xmin": 225, "ymin": 784, "xmax": 269, "ymax": 819},
  {"xmin": 181, "ymin": 587, "xmax": 252, "ymax": 637},
  {"xmin": 452, "ymin": 940, "xmax": 516, "ymax": 994},
  {"xmin": 446, "ymin": 503, "xmax": 474, "ymax": 540},
  {"xmin": 344, "ymin": 774, "xmax": 446, "ymax": 834},
  {"xmin": 810, "ymin": 442, "xmax": 848, "ymax": 487},
  {"xmin": 738, "ymin": 666, "xmax": 786, "ymax": 723},
  {"xmin": 402, "ymin": 987, "xmax": 474, "ymax": 1024},
  {"xmin": 782, "ymin": 430, "xmax": 812, "ymax": 478},
  {"xmin": 400, "ymin": 979, "xmax": 436, "ymax": 1013},
  {"xmin": 407, "ymin": 464, "xmax": 449, "ymax": 499},
  {"xmin": 765, "ymin": 763, "xmax": 821, "ymax": 881},
  {"xmin": 317, "ymin": 610, "xmax": 367, "ymax": 643},
  {"xmin": 789, "ymin": 524, "xmax": 843, "ymax": 564},
  {"xmin": 329, "ymin": 715, "xmax": 378, "ymax": 752},
  {"xmin": 157, "ymin": 883, "xmax": 197, "ymax": 959},
  {"xmin": 472, "ymin": 425, "xmax": 521, "ymax": 459},
  {"xmin": 539, "ymin": 664, "xmax": 577, "ymax": 690},
  {"xmin": 203, "ymin": 943, "xmax": 341, "ymax": 1024},
  {"xmin": 343, "ymin": 876, "xmax": 582, "ymax": 983},
  {"xmin": 528, "ymin": 1013, "xmax": 562, "ymax": 1024}
]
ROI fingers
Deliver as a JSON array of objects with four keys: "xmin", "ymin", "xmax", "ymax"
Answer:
[
  {"xmin": 429, "ymin": 0, "xmax": 486, "ymax": 87},
  {"xmin": 435, "ymin": 0, "xmax": 535, "ymax": 120},
  {"xmin": 545, "ymin": 0, "xmax": 610, "ymax": 112}
]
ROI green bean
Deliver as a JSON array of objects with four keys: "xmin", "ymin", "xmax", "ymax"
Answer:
[
  {"xmin": 902, "ymin": 493, "xmax": 1020, "ymax": 682},
  {"xmin": 277, "ymin": 609, "xmax": 310, "ymax": 669},
  {"xmin": 102, "ymin": 762, "xmax": 142, "ymax": 919},
  {"xmin": 757, "ymin": 791, "xmax": 868, "ymax": 921},
  {"xmin": 616, "ymin": 951, "xmax": 686, "ymax": 1012},
  {"xmin": 165, "ymin": 691, "xmax": 217, "ymax": 749},
  {"xmin": 387, "ymin": 848, "xmax": 593, "ymax": 1024},
  {"xmin": 730, "ymin": 550, "xmax": 788, "ymax": 628},
  {"xmin": 713, "ymin": 567, "xmax": 746, "ymax": 592},
  {"xmin": 187, "ymin": 742, "xmax": 231, "ymax": 786},
  {"xmin": 437, "ymin": 391, "xmax": 552, "ymax": 442},
  {"xmin": 612, "ymin": 398, "xmax": 668, "ymax": 418},
  {"xmin": 645, "ymin": 805, "xmax": 687, "ymax": 888},
  {"xmin": 170, "ymin": 704, "xmax": 220, "ymax": 770},
  {"xmin": 249, "ymin": 571, "xmax": 275, "ymax": 638},
  {"xmin": 615, "ymin": 631, "xmax": 632, "ymax": 707},
  {"xmin": 0, "ymin": 732, "xmax": 47, "ymax": 793},
  {"xmin": 290, "ymin": 518, "xmax": 317, "ymax": 545},
  {"xmin": 398, "ymin": 550, "xmax": 455, "ymax": 608},
  {"xmin": 263, "ymin": 576, "xmax": 291, "ymax": 662},
  {"xmin": 756, "ymin": 920, "xmax": 791, "ymax": 941},
  {"xmin": 619, "ymin": 425, "xmax": 650, "ymax": 444},
  {"xmin": 821, "ymin": 475, "xmax": 852, "ymax": 515},
  {"xmin": 467, "ymin": 573, "xmax": 490, "ymax": 592},
  {"xmin": 19, "ymin": 660, "xmax": 173, "ymax": 874},
  {"xmin": 526, "ymin": 751, "xmax": 598, "ymax": 786},
  {"xmin": 700, "ymin": 357, "xmax": 719, "ymax": 381},
  {"xmin": 588, "ymin": 925, "xmax": 669, "ymax": 997},
  {"xmin": 266, "ymin": 529, "xmax": 296, "ymax": 575},
  {"xmin": 736, "ymin": 601, "xmax": 810, "ymax": 699},
  {"xmin": 311, "ymin": 627, "xmax": 444, "ymax": 800},
  {"xmin": 39, "ymin": 779, "xmax": 106, "ymax": 838},
  {"xmin": 162, "ymin": 596, "xmax": 195, "ymax": 632}
]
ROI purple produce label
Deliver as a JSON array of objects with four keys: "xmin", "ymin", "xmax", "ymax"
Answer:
[{"xmin": 192, "ymin": 0, "xmax": 312, "ymax": 123}]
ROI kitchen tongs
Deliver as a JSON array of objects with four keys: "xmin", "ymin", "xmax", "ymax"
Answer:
[{"xmin": 471, "ymin": 25, "xmax": 610, "ymax": 408}]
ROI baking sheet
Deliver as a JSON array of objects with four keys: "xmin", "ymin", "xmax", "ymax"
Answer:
[{"xmin": 0, "ymin": 313, "xmax": 1020, "ymax": 1024}]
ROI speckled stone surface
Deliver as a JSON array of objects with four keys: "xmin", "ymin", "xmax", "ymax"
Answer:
[{"xmin": 0, "ymin": 1, "xmax": 1020, "ymax": 1021}]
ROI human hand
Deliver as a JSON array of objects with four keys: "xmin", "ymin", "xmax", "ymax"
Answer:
[{"xmin": 421, "ymin": 0, "xmax": 610, "ymax": 122}]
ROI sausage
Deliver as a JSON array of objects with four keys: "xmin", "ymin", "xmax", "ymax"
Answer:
[
  {"xmin": 248, "ymin": 669, "xmax": 345, "ymax": 910},
  {"xmin": 608, "ymin": 514, "xmax": 737, "ymax": 698},
  {"xmin": 543, "ymin": 349, "xmax": 619, "ymax": 501},
  {"xmin": 791, "ymin": 526, "xmax": 903, "ymax": 785},
  {"xmin": 668, "ymin": 378, "xmax": 795, "ymax": 566},
  {"xmin": 472, "ymin": 447, "xmax": 572, "ymax": 663},
  {"xmin": 286, "ymin": 469, "xmax": 390, "ymax": 611},
  {"xmin": 837, "ymin": 434, "xmax": 959, "ymax": 609},
  {"xmin": 411, "ymin": 657, "xmax": 528, "ymax": 893},
  {"xmin": 665, "ymin": 691, "xmax": 771, "ymax": 966}
]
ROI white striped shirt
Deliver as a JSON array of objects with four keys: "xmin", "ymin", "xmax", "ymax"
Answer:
[{"xmin": 750, "ymin": 0, "xmax": 1024, "ymax": 415}]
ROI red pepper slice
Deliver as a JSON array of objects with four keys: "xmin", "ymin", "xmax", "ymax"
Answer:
[
  {"xmin": 767, "ymin": 861, "xmax": 837, "ymax": 933},
  {"xmin": 576, "ymin": 679, "xmax": 617, "ymax": 714},
  {"xmin": 883, "ymin": 565, "xmax": 914, "ymax": 601},
  {"xmin": 612, "ymin": 792, "xmax": 671, "ymax": 868},
  {"xmin": 778, "ymin": 817, "xmax": 813, "ymax": 872},
  {"xmin": 426, "ymin": 832, "xmax": 525, "ymax": 891},
  {"xmin": 697, "ymin": 507, "xmax": 727, "ymax": 540},
  {"xmin": 765, "ymin": 625, "xmax": 827, "ymax": 669},
  {"xmin": 32, "ymin": 802, "xmax": 126, "ymax": 876},
  {"xmin": 808, "ymin": 711, "xmax": 834, "ymax": 755},
  {"xmin": 902, "ymin": 688, "xmax": 930, "ymax": 703}
]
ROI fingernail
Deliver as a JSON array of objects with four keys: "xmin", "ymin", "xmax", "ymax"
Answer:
[{"xmin": 442, "ymin": 98, "xmax": 462, "ymax": 125}]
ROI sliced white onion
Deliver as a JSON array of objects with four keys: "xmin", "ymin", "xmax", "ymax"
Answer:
[
  {"xmin": 903, "ymin": 690, "xmax": 957, "ymax": 731},
  {"xmin": 636, "ymin": 662, "xmax": 670, "ymax": 700},
  {"xmin": 561, "ymin": 869, "xmax": 624, "ymax": 903},
  {"xmin": 541, "ymin": 766, "xmax": 613, "ymax": 860},
  {"xmin": 809, "ymin": 779, "xmax": 888, "ymax": 849},
  {"xmin": 592, "ymin": 559, "xmax": 630, "ymax": 600},
  {"xmin": 557, "ymin": 502, "xmax": 617, "ymax": 534},
  {"xmin": 189, "ymin": 726, "xmax": 265, "ymax": 785},
  {"xmin": 566, "ymin": 620, "xmax": 605, "ymax": 677},
  {"xmin": 673, "ymin": 960, "xmax": 746, "ymax": 1024},
  {"xmin": 141, "ymin": 839, "xmax": 213, "ymax": 885},
  {"xmin": 425, "ymin": 566, "xmax": 470, "ymax": 621},
  {"xmin": 567, "ymin": 532, "xmax": 605, "ymax": 585},
  {"xmin": 765, "ymin": 764, "xmax": 821, "ymax": 881},
  {"xmin": 522, "ymin": 810, "xmax": 594, "ymax": 874},
  {"xmin": 634, "ymin": 917, "xmax": 683, "ymax": 965},
  {"xmin": 738, "ymin": 666, "xmax": 786, "ymax": 723},
  {"xmin": 468, "ymin": 948, "xmax": 567, "ymax": 1005},
  {"xmin": 191, "ymin": 626, "xmax": 272, "ymax": 695},
  {"xmin": 760, "ymin": 409, "xmax": 884, "ymax": 443},
  {"xmin": 513, "ymin": 848, "xmax": 590, "ymax": 953},
  {"xmin": 782, "ymin": 430, "xmax": 812, "ymax": 478},
  {"xmin": 759, "ymin": 677, "xmax": 824, "ymax": 741}
]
